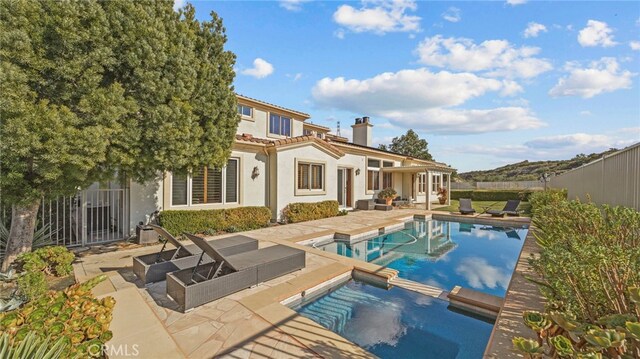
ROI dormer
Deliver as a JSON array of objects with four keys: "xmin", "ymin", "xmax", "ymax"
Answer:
[
  {"xmin": 303, "ymin": 122, "xmax": 330, "ymax": 139},
  {"xmin": 235, "ymin": 94, "xmax": 310, "ymax": 139}
]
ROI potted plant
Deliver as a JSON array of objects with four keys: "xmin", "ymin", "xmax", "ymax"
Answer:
[
  {"xmin": 437, "ymin": 187, "xmax": 448, "ymax": 205},
  {"xmin": 378, "ymin": 187, "xmax": 397, "ymax": 206}
]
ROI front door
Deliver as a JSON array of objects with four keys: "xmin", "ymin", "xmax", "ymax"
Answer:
[{"xmin": 337, "ymin": 168, "xmax": 352, "ymax": 208}]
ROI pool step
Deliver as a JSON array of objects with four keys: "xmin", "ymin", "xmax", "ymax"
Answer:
[
  {"xmin": 389, "ymin": 277, "xmax": 444, "ymax": 298},
  {"xmin": 447, "ymin": 285, "xmax": 503, "ymax": 319}
]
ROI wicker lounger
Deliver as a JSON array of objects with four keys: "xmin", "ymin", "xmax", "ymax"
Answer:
[
  {"xmin": 132, "ymin": 225, "xmax": 258, "ymax": 284},
  {"xmin": 486, "ymin": 199, "xmax": 521, "ymax": 217},
  {"xmin": 459, "ymin": 198, "xmax": 476, "ymax": 215},
  {"xmin": 166, "ymin": 233, "xmax": 305, "ymax": 312}
]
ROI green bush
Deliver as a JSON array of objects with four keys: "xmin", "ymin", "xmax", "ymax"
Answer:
[
  {"xmin": 451, "ymin": 189, "xmax": 538, "ymax": 201},
  {"xmin": 17, "ymin": 271, "xmax": 47, "ymax": 300},
  {"xmin": 18, "ymin": 246, "xmax": 74, "ymax": 277},
  {"xmin": 512, "ymin": 201, "xmax": 640, "ymax": 357},
  {"xmin": 528, "ymin": 188, "xmax": 567, "ymax": 217},
  {"xmin": 281, "ymin": 200, "xmax": 339, "ymax": 223},
  {"xmin": 0, "ymin": 275, "xmax": 115, "ymax": 358},
  {"xmin": 159, "ymin": 207, "xmax": 272, "ymax": 237}
]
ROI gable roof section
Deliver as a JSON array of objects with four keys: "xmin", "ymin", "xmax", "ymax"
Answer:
[
  {"xmin": 235, "ymin": 134, "xmax": 344, "ymax": 158},
  {"xmin": 236, "ymin": 94, "xmax": 310, "ymax": 119}
]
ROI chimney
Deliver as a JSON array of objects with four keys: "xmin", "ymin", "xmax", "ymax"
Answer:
[{"xmin": 351, "ymin": 116, "xmax": 373, "ymax": 147}]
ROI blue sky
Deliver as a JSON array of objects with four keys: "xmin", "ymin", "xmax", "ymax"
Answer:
[{"xmin": 182, "ymin": 0, "xmax": 640, "ymax": 172}]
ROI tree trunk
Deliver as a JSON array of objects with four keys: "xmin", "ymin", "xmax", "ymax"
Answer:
[{"xmin": 1, "ymin": 201, "xmax": 40, "ymax": 272}]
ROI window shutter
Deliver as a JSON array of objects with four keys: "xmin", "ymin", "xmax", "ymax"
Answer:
[
  {"xmin": 207, "ymin": 167, "xmax": 222, "ymax": 204},
  {"xmin": 171, "ymin": 174, "xmax": 188, "ymax": 205},
  {"xmin": 298, "ymin": 163, "xmax": 309, "ymax": 189},
  {"xmin": 225, "ymin": 159, "xmax": 238, "ymax": 203},
  {"xmin": 191, "ymin": 168, "xmax": 206, "ymax": 204}
]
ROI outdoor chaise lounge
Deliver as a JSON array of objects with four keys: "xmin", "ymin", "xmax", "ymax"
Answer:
[
  {"xmin": 166, "ymin": 233, "xmax": 306, "ymax": 312},
  {"xmin": 486, "ymin": 199, "xmax": 521, "ymax": 217},
  {"xmin": 458, "ymin": 198, "xmax": 476, "ymax": 215},
  {"xmin": 132, "ymin": 224, "xmax": 258, "ymax": 284}
]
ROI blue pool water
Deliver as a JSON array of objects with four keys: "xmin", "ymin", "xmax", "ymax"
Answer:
[
  {"xmin": 293, "ymin": 279, "xmax": 494, "ymax": 359},
  {"xmin": 316, "ymin": 220, "xmax": 527, "ymax": 297}
]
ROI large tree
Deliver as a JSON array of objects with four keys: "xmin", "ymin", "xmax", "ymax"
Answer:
[
  {"xmin": 378, "ymin": 129, "xmax": 434, "ymax": 161},
  {"xmin": 0, "ymin": 0, "xmax": 237, "ymax": 270}
]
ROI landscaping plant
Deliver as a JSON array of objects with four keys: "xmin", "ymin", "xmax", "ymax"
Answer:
[
  {"xmin": 159, "ymin": 207, "xmax": 272, "ymax": 237},
  {"xmin": 0, "ymin": 331, "xmax": 68, "ymax": 359},
  {"xmin": 18, "ymin": 246, "xmax": 75, "ymax": 277},
  {"xmin": 377, "ymin": 188, "xmax": 398, "ymax": 205},
  {"xmin": 513, "ymin": 198, "xmax": 640, "ymax": 358},
  {"xmin": 282, "ymin": 201, "xmax": 339, "ymax": 223},
  {"xmin": 0, "ymin": 275, "xmax": 115, "ymax": 358}
]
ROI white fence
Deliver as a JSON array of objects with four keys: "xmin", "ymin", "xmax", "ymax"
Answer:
[
  {"xmin": 550, "ymin": 143, "xmax": 640, "ymax": 211},
  {"xmin": 452, "ymin": 181, "xmax": 542, "ymax": 190}
]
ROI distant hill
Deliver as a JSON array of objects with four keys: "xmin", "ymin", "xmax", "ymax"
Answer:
[{"xmin": 458, "ymin": 149, "xmax": 619, "ymax": 182}]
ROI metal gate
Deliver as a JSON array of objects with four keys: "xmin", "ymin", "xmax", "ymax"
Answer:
[{"xmin": 3, "ymin": 189, "xmax": 130, "ymax": 248}]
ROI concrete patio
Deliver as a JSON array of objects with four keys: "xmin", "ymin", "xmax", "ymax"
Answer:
[{"xmin": 72, "ymin": 208, "xmax": 537, "ymax": 358}]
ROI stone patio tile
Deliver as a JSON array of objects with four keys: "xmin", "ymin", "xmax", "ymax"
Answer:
[
  {"xmin": 188, "ymin": 338, "xmax": 224, "ymax": 359},
  {"xmin": 167, "ymin": 313, "xmax": 212, "ymax": 334}
]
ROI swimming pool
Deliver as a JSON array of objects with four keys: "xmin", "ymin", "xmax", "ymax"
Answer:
[
  {"xmin": 314, "ymin": 219, "xmax": 527, "ymax": 297},
  {"xmin": 293, "ymin": 279, "xmax": 494, "ymax": 359}
]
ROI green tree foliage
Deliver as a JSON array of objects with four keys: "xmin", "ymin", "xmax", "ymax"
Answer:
[
  {"xmin": 377, "ymin": 129, "xmax": 434, "ymax": 161},
  {"xmin": 0, "ymin": 0, "xmax": 237, "ymax": 270}
]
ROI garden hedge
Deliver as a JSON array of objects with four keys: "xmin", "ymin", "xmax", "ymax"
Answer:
[
  {"xmin": 158, "ymin": 207, "xmax": 272, "ymax": 237},
  {"xmin": 281, "ymin": 200, "xmax": 339, "ymax": 223},
  {"xmin": 450, "ymin": 189, "xmax": 540, "ymax": 201}
]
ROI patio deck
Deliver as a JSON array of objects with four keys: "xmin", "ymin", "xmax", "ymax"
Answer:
[{"xmin": 73, "ymin": 208, "xmax": 533, "ymax": 358}]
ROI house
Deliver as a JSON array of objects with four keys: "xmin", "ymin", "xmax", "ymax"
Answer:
[{"xmin": 33, "ymin": 95, "xmax": 454, "ymax": 247}]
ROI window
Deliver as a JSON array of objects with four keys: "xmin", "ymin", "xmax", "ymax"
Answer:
[
  {"xmin": 431, "ymin": 175, "xmax": 441, "ymax": 193},
  {"xmin": 418, "ymin": 174, "xmax": 426, "ymax": 193},
  {"xmin": 269, "ymin": 113, "xmax": 291, "ymax": 136},
  {"xmin": 172, "ymin": 174, "xmax": 188, "ymax": 205},
  {"xmin": 367, "ymin": 159, "xmax": 380, "ymax": 191},
  {"xmin": 297, "ymin": 162, "xmax": 324, "ymax": 191},
  {"xmin": 383, "ymin": 172, "xmax": 393, "ymax": 189},
  {"xmin": 170, "ymin": 158, "xmax": 239, "ymax": 206},
  {"xmin": 237, "ymin": 104, "xmax": 252, "ymax": 117}
]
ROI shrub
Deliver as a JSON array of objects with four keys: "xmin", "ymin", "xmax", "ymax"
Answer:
[
  {"xmin": 528, "ymin": 188, "xmax": 567, "ymax": 217},
  {"xmin": 377, "ymin": 188, "xmax": 397, "ymax": 200},
  {"xmin": 513, "ymin": 201, "xmax": 640, "ymax": 357},
  {"xmin": 281, "ymin": 200, "xmax": 339, "ymax": 224},
  {"xmin": 17, "ymin": 271, "xmax": 47, "ymax": 300},
  {"xmin": 159, "ymin": 207, "xmax": 272, "ymax": 237},
  {"xmin": 0, "ymin": 331, "xmax": 68, "ymax": 359},
  {"xmin": 451, "ymin": 189, "xmax": 539, "ymax": 201},
  {"xmin": 18, "ymin": 246, "xmax": 74, "ymax": 277},
  {"xmin": 530, "ymin": 201, "xmax": 639, "ymax": 321},
  {"xmin": 0, "ymin": 275, "xmax": 115, "ymax": 358}
]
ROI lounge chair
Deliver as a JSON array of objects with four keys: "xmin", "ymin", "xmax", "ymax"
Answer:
[
  {"xmin": 486, "ymin": 200, "xmax": 521, "ymax": 217},
  {"xmin": 132, "ymin": 225, "xmax": 258, "ymax": 284},
  {"xmin": 458, "ymin": 198, "xmax": 476, "ymax": 215},
  {"xmin": 166, "ymin": 233, "xmax": 305, "ymax": 312}
]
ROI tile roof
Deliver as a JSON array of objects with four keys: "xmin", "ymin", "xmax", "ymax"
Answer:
[{"xmin": 236, "ymin": 94, "xmax": 310, "ymax": 118}]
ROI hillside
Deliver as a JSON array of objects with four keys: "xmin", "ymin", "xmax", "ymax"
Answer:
[{"xmin": 458, "ymin": 149, "xmax": 619, "ymax": 182}]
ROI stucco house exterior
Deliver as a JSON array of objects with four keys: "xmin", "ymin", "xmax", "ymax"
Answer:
[
  {"xmin": 148, "ymin": 94, "xmax": 454, "ymax": 220},
  {"xmin": 31, "ymin": 95, "xmax": 454, "ymax": 247}
]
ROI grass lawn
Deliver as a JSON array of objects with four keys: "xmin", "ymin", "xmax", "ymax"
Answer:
[{"xmin": 435, "ymin": 200, "xmax": 532, "ymax": 217}]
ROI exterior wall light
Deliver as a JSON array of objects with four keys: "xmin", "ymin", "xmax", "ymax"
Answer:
[
  {"xmin": 252, "ymin": 166, "xmax": 260, "ymax": 179},
  {"xmin": 355, "ymin": 168, "xmax": 361, "ymax": 176}
]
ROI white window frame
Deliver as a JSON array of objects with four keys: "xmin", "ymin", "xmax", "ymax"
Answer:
[
  {"xmin": 268, "ymin": 113, "xmax": 292, "ymax": 137},
  {"xmin": 237, "ymin": 104, "xmax": 253, "ymax": 118},
  {"xmin": 418, "ymin": 173, "xmax": 427, "ymax": 194},
  {"xmin": 366, "ymin": 158, "xmax": 381, "ymax": 192},
  {"xmin": 295, "ymin": 159, "xmax": 326, "ymax": 196},
  {"xmin": 431, "ymin": 174, "xmax": 441, "ymax": 194},
  {"xmin": 169, "ymin": 158, "xmax": 240, "ymax": 207}
]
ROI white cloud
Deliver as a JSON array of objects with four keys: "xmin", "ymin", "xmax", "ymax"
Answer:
[
  {"xmin": 549, "ymin": 57, "xmax": 635, "ymax": 98},
  {"xmin": 579, "ymin": 110, "xmax": 593, "ymax": 116},
  {"xmin": 506, "ymin": 0, "xmax": 527, "ymax": 5},
  {"xmin": 173, "ymin": 0, "xmax": 186, "ymax": 11},
  {"xmin": 279, "ymin": 0, "xmax": 309, "ymax": 11},
  {"xmin": 286, "ymin": 73, "xmax": 303, "ymax": 81},
  {"xmin": 312, "ymin": 68, "xmax": 545, "ymax": 134},
  {"xmin": 523, "ymin": 22, "xmax": 547, "ymax": 38},
  {"xmin": 415, "ymin": 35, "xmax": 553, "ymax": 79},
  {"xmin": 240, "ymin": 58, "xmax": 274, "ymax": 79},
  {"xmin": 578, "ymin": 20, "xmax": 617, "ymax": 47},
  {"xmin": 333, "ymin": 0, "xmax": 421, "ymax": 35},
  {"xmin": 334, "ymin": 28, "xmax": 346, "ymax": 39},
  {"xmin": 452, "ymin": 130, "xmax": 639, "ymax": 162},
  {"xmin": 455, "ymin": 257, "xmax": 511, "ymax": 290},
  {"xmin": 630, "ymin": 41, "xmax": 640, "ymax": 51},
  {"xmin": 442, "ymin": 7, "xmax": 461, "ymax": 23}
]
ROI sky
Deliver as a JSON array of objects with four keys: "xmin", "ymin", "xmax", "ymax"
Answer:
[{"xmin": 180, "ymin": 0, "xmax": 640, "ymax": 172}]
